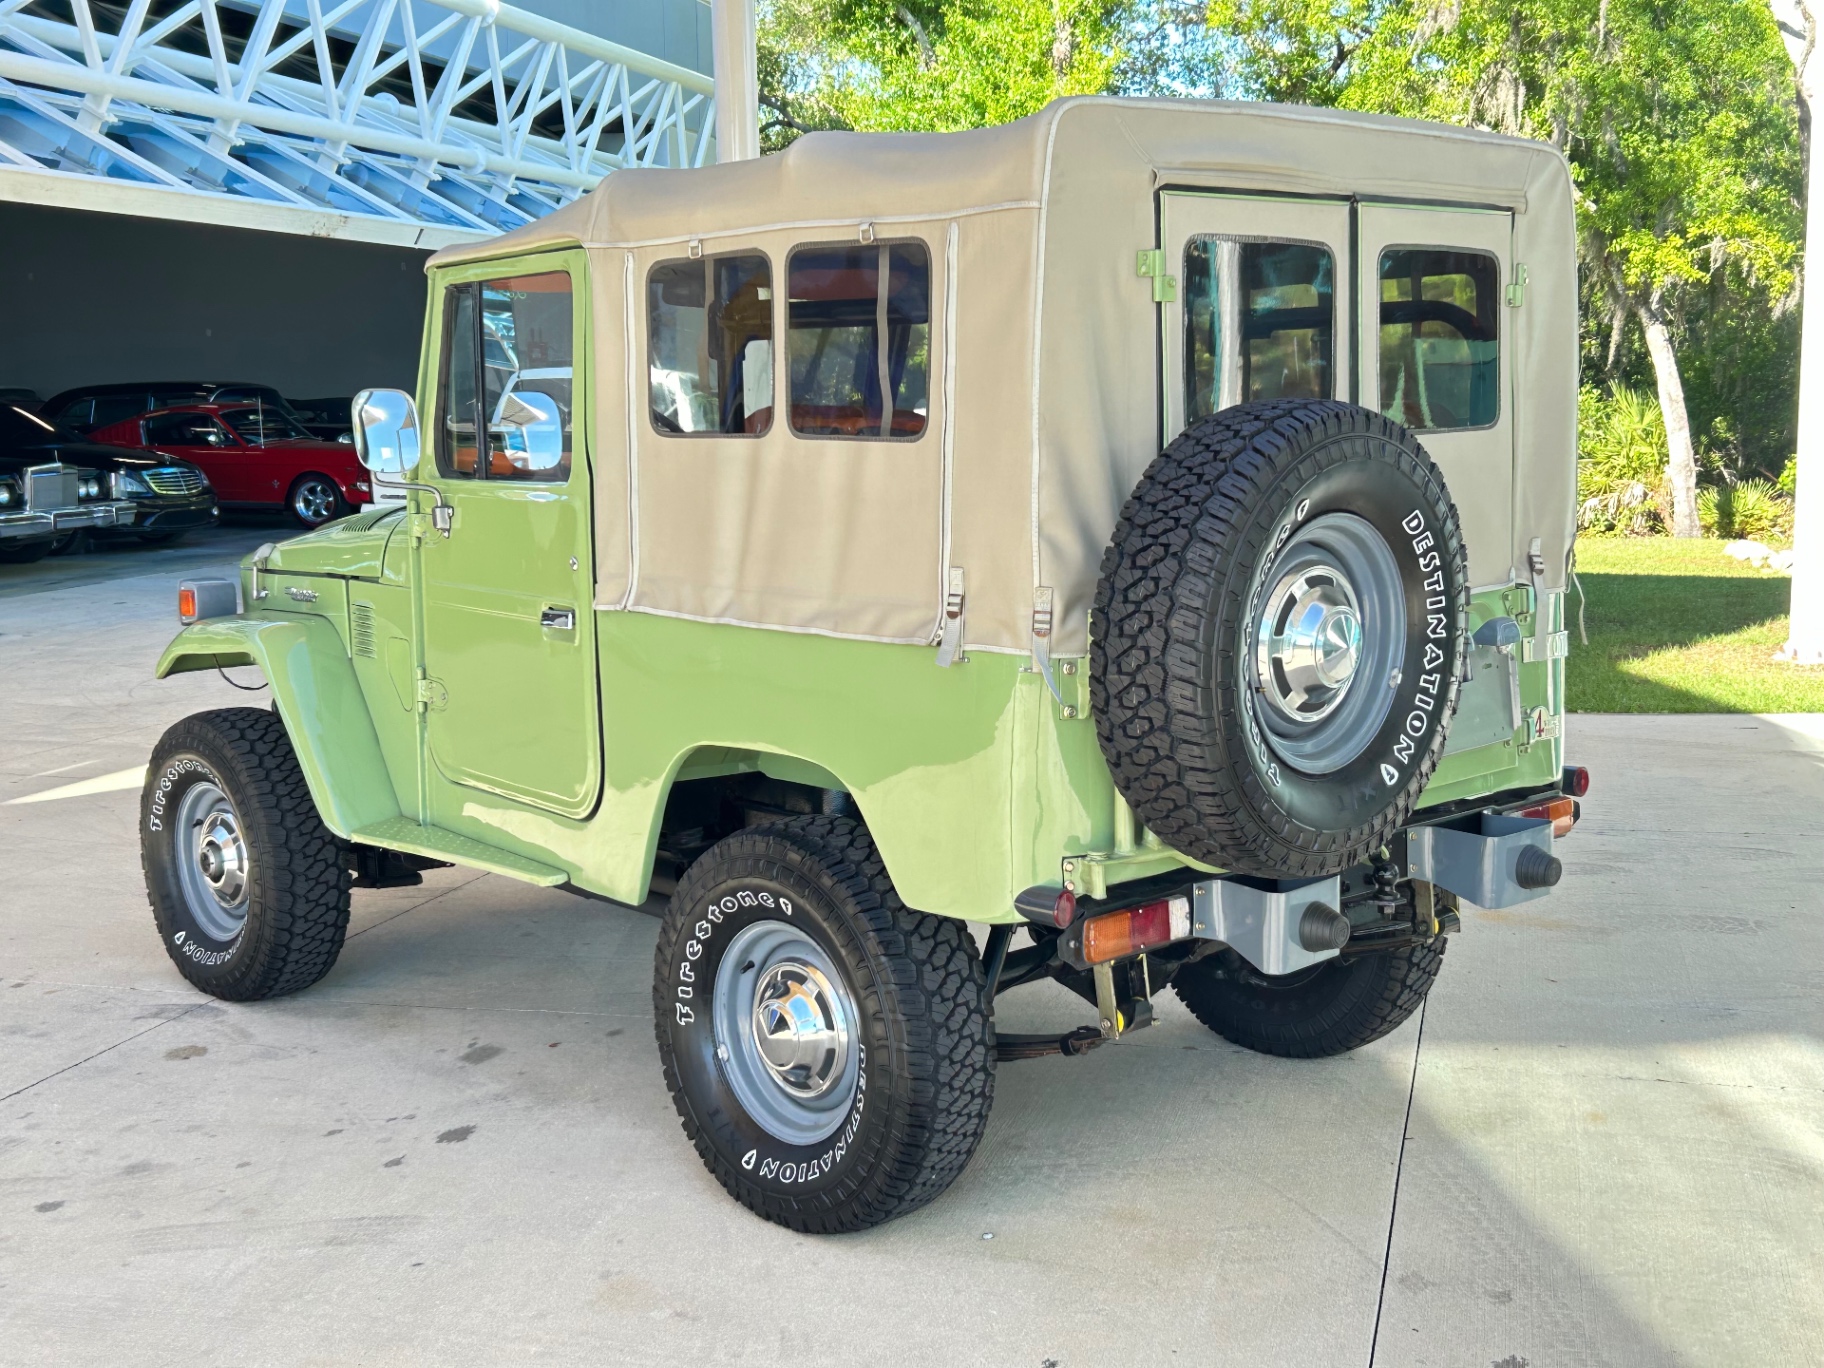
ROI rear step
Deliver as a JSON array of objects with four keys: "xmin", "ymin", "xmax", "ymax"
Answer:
[{"xmin": 349, "ymin": 817, "xmax": 567, "ymax": 887}]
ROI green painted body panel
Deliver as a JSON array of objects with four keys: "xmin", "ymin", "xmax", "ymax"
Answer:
[
  {"xmin": 349, "ymin": 816, "xmax": 567, "ymax": 885},
  {"xmin": 262, "ymin": 508, "xmax": 405, "ymax": 580},
  {"xmin": 156, "ymin": 614, "xmax": 401, "ymax": 837}
]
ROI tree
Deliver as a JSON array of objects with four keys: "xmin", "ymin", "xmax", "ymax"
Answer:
[
  {"xmin": 1210, "ymin": 0, "xmax": 1802, "ymax": 539},
  {"xmin": 1772, "ymin": 0, "xmax": 1824, "ymax": 661},
  {"xmin": 761, "ymin": 0, "xmax": 1124, "ymax": 138},
  {"xmin": 758, "ymin": 0, "xmax": 1222, "ymax": 146}
]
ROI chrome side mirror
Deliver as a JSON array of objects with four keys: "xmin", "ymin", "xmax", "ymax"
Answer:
[
  {"xmin": 493, "ymin": 390, "xmax": 565, "ymax": 472},
  {"xmin": 351, "ymin": 388, "xmax": 421, "ymax": 476}
]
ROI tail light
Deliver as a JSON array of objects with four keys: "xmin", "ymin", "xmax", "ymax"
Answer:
[
  {"xmin": 1082, "ymin": 895, "xmax": 1192, "ymax": 964},
  {"xmin": 1562, "ymin": 765, "xmax": 1591, "ymax": 798},
  {"xmin": 1518, "ymin": 795, "xmax": 1578, "ymax": 838}
]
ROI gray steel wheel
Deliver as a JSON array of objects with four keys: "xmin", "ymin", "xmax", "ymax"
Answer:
[
  {"xmin": 710, "ymin": 918, "xmax": 861, "ymax": 1147},
  {"xmin": 171, "ymin": 779, "xmax": 251, "ymax": 942},
  {"xmin": 290, "ymin": 474, "xmax": 341, "ymax": 526},
  {"xmin": 1247, "ymin": 511, "xmax": 1406, "ymax": 775}
]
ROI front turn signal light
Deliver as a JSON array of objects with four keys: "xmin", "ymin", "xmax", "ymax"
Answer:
[
  {"xmin": 177, "ymin": 586, "xmax": 197, "ymax": 622},
  {"xmin": 1082, "ymin": 896, "xmax": 1192, "ymax": 964}
]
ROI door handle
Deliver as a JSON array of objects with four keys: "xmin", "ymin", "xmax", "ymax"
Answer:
[{"xmin": 540, "ymin": 607, "xmax": 576, "ymax": 631}]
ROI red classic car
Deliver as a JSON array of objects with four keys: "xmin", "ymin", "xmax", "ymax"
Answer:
[{"xmin": 88, "ymin": 403, "xmax": 371, "ymax": 527}]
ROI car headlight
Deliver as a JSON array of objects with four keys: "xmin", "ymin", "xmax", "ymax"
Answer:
[
  {"xmin": 78, "ymin": 473, "xmax": 104, "ymax": 499},
  {"xmin": 113, "ymin": 469, "xmax": 153, "ymax": 497},
  {"xmin": 0, "ymin": 478, "xmax": 19, "ymax": 508}
]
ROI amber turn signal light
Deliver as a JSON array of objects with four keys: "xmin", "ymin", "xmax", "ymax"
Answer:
[
  {"xmin": 1518, "ymin": 795, "xmax": 1578, "ymax": 838},
  {"xmin": 1082, "ymin": 896, "xmax": 1191, "ymax": 964},
  {"xmin": 177, "ymin": 586, "xmax": 198, "ymax": 623}
]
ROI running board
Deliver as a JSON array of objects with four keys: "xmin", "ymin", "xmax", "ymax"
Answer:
[{"xmin": 349, "ymin": 817, "xmax": 568, "ymax": 887}]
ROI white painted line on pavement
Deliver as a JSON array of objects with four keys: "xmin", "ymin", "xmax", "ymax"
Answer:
[{"xmin": 6, "ymin": 765, "xmax": 148, "ymax": 805}]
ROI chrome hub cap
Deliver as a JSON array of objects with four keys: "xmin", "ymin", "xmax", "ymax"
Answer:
[
  {"xmin": 174, "ymin": 781, "xmax": 251, "ymax": 941},
  {"xmin": 1256, "ymin": 567, "xmax": 1363, "ymax": 723},
  {"xmin": 712, "ymin": 919, "xmax": 861, "ymax": 1145},
  {"xmin": 751, "ymin": 962, "xmax": 850, "ymax": 1100},
  {"xmin": 1247, "ymin": 512, "xmax": 1407, "ymax": 775}
]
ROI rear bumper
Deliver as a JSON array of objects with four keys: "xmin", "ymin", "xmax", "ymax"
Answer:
[{"xmin": 0, "ymin": 501, "xmax": 138, "ymax": 540}]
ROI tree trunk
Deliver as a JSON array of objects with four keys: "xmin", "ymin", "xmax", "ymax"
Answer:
[
  {"xmin": 1776, "ymin": 0, "xmax": 1824, "ymax": 661},
  {"xmin": 1635, "ymin": 298, "xmax": 1702, "ymax": 537}
]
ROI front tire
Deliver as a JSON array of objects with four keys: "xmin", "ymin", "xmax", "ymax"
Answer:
[
  {"xmin": 654, "ymin": 816, "xmax": 995, "ymax": 1233},
  {"xmin": 1174, "ymin": 937, "xmax": 1445, "ymax": 1059},
  {"xmin": 141, "ymin": 708, "xmax": 351, "ymax": 1000}
]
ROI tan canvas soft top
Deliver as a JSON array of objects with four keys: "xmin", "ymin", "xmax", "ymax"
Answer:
[{"xmin": 430, "ymin": 97, "xmax": 1578, "ymax": 657}]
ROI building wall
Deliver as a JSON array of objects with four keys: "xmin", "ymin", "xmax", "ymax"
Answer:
[
  {"xmin": 0, "ymin": 202, "xmax": 430, "ymax": 406},
  {"xmin": 511, "ymin": 0, "xmax": 714, "ymax": 76}
]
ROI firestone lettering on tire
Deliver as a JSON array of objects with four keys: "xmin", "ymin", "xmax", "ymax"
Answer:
[{"xmin": 147, "ymin": 756, "xmax": 213, "ymax": 833}]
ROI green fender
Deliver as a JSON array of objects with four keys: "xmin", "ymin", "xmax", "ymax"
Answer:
[{"xmin": 156, "ymin": 616, "xmax": 401, "ymax": 838}]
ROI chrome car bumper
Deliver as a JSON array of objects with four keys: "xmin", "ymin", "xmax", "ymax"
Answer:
[{"xmin": 0, "ymin": 501, "xmax": 139, "ymax": 540}]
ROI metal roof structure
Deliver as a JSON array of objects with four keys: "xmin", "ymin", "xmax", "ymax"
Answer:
[{"xmin": 0, "ymin": 0, "xmax": 718, "ymax": 249}]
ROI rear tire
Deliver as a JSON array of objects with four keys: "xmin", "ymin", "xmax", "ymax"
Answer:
[
  {"xmin": 289, "ymin": 473, "xmax": 345, "ymax": 527},
  {"xmin": 1173, "ymin": 937, "xmax": 1445, "ymax": 1059},
  {"xmin": 654, "ymin": 816, "xmax": 995, "ymax": 1233},
  {"xmin": 141, "ymin": 708, "xmax": 350, "ymax": 1000}
]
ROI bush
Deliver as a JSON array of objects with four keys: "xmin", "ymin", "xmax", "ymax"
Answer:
[
  {"xmin": 1700, "ymin": 477, "xmax": 1794, "ymax": 541},
  {"xmin": 1578, "ymin": 385, "xmax": 1668, "ymax": 534},
  {"xmin": 1776, "ymin": 455, "xmax": 1798, "ymax": 497}
]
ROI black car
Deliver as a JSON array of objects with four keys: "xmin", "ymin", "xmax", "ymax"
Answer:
[
  {"xmin": 39, "ymin": 381, "xmax": 352, "ymax": 443},
  {"xmin": 0, "ymin": 404, "xmax": 217, "ymax": 564}
]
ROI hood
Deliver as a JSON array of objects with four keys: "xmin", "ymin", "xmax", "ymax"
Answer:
[
  {"xmin": 258, "ymin": 504, "xmax": 406, "ymax": 580},
  {"xmin": 0, "ymin": 440, "xmax": 193, "ymax": 474}
]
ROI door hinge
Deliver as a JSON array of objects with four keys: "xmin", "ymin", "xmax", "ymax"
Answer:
[
  {"xmin": 413, "ymin": 668, "xmax": 448, "ymax": 712},
  {"xmin": 1136, "ymin": 248, "xmax": 1177, "ymax": 304},
  {"xmin": 1506, "ymin": 262, "xmax": 1529, "ymax": 308}
]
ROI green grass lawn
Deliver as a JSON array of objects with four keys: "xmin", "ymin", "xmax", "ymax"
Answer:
[{"xmin": 1567, "ymin": 538, "xmax": 1824, "ymax": 712}]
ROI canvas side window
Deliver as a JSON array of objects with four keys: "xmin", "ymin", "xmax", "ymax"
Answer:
[
  {"xmin": 1377, "ymin": 248, "xmax": 1499, "ymax": 432},
  {"xmin": 648, "ymin": 253, "xmax": 774, "ymax": 435},
  {"xmin": 438, "ymin": 271, "xmax": 574, "ymax": 481},
  {"xmin": 787, "ymin": 242, "xmax": 929, "ymax": 439},
  {"xmin": 1184, "ymin": 238, "xmax": 1335, "ymax": 423}
]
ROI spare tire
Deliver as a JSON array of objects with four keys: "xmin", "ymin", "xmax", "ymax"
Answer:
[{"xmin": 1091, "ymin": 400, "xmax": 1468, "ymax": 878}]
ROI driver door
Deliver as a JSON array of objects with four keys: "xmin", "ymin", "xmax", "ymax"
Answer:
[{"xmin": 419, "ymin": 252, "xmax": 600, "ymax": 819}]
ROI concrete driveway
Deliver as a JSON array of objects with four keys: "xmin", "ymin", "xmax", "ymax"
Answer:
[{"xmin": 2, "ymin": 533, "xmax": 1820, "ymax": 1367}]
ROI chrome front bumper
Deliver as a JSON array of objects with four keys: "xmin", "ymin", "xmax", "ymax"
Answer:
[{"xmin": 0, "ymin": 501, "xmax": 138, "ymax": 540}]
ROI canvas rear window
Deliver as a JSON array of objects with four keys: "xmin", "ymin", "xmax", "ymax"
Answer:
[
  {"xmin": 1184, "ymin": 238, "xmax": 1335, "ymax": 423},
  {"xmin": 1377, "ymin": 248, "xmax": 1499, "ymax": 432}
]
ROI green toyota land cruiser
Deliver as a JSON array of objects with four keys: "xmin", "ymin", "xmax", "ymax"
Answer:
[{"xmin": 143, "ymin": 98, "xmax": 1586, "ymax": 1233}]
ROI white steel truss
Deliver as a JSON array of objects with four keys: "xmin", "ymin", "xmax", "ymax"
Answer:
[{"xmin": 0, "ymin": 0, "xmax": 717, "ymax": 247}]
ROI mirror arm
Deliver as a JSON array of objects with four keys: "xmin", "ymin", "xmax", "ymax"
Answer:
[{"xmin": 374, "ymin": 475, "xmax": 453, "ymax": 537}]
